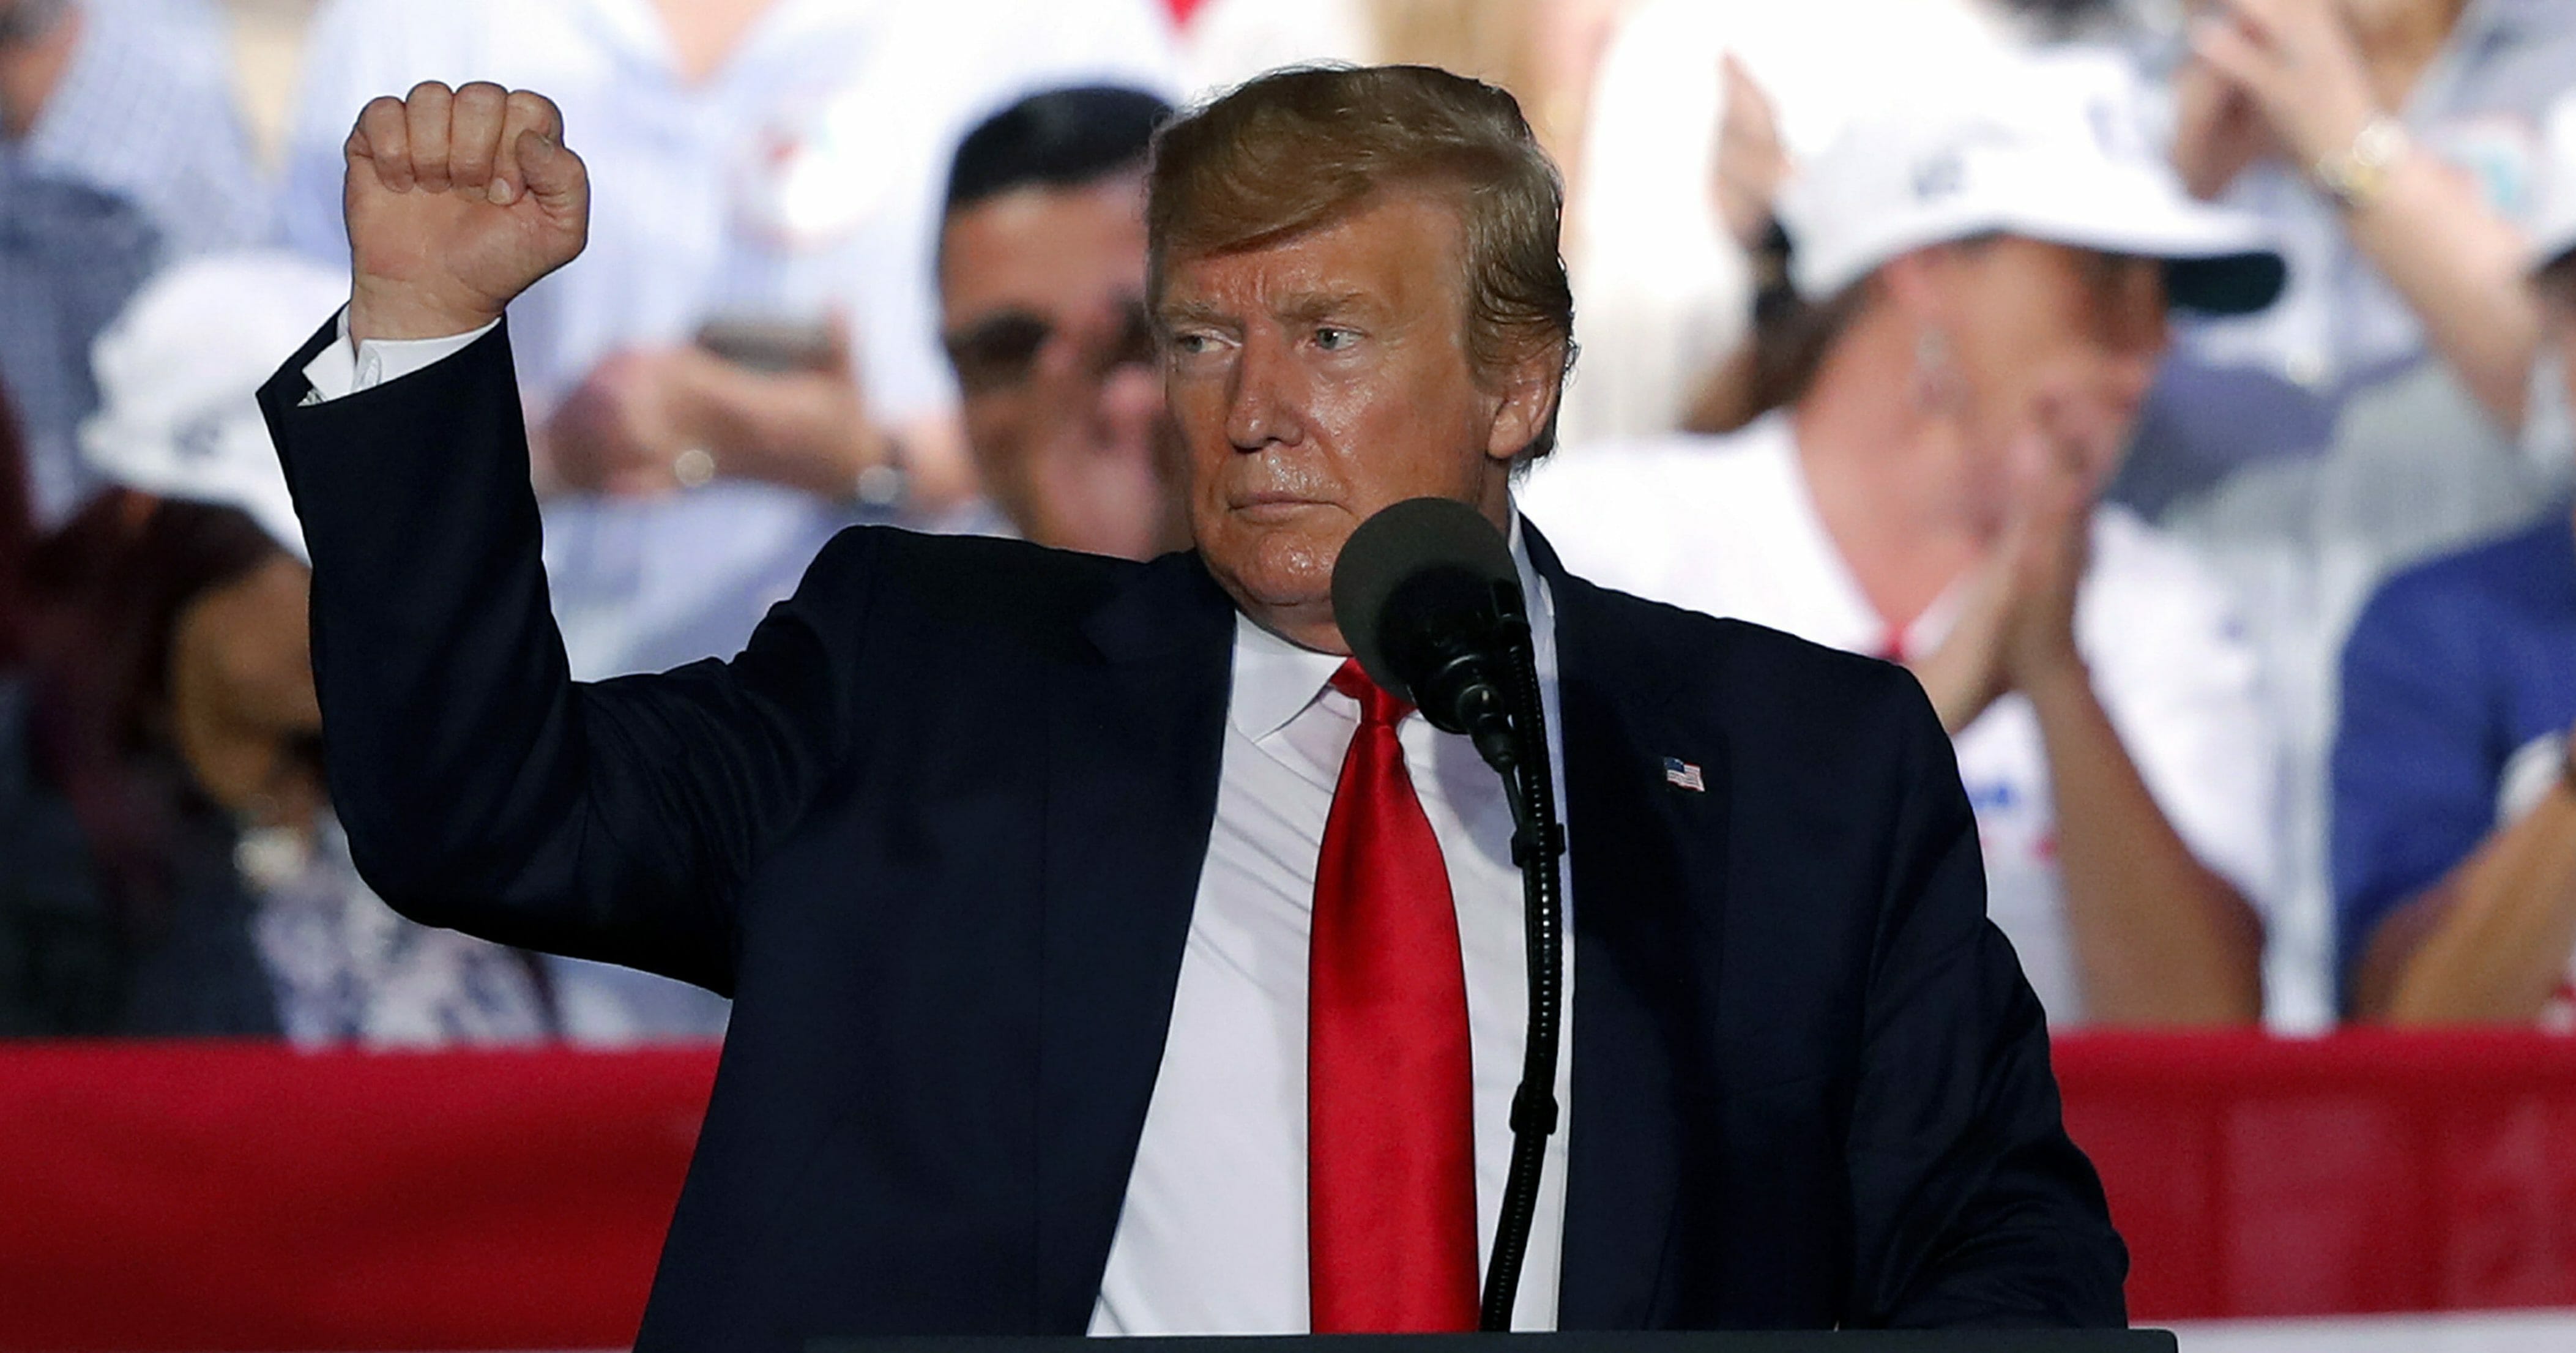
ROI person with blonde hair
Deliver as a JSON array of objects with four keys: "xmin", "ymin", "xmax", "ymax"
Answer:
[{"xmin": 257, "ymin": 62, "xmax": 2118, "ymax": 1346}]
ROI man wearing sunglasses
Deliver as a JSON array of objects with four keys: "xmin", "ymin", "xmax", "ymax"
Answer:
[{"xmin": 939, "ymin": 86, "xmax": 1189, "ymax": 561}]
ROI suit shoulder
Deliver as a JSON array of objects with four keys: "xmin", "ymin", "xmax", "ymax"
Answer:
[
  {"xmin": 1569, "ymin": 573, "xmax": 1918, "ymax": 721},
  {"xmin": 798, "ymin": 526, "xmax": 1173, "ymax": 660},
  {"xmin": 808, "ymin": 525, "xmax": 1125, "ymax": 606}
]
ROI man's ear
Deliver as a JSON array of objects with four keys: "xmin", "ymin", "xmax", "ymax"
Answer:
[{"xmin": 1483, "ymin": 339, "xmax": 1567, "ymax": 464}]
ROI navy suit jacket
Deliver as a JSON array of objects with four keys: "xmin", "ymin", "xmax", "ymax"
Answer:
[{"xmin": 258, "ymin": 321, "xmax": 2124, "ymax": 1350}]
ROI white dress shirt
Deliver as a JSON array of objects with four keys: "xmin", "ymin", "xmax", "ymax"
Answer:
[
  {"xmin": 1524, "ymin": 414, "xmax": 2282, "ymax": 1027},
  {"xmin": 1093, "ymin": 527, "xmax": 1574, "ymax": 1335},
  {"xmin": 304, "ymin": 329, "xmax": 1576, "ymax": 1330}
]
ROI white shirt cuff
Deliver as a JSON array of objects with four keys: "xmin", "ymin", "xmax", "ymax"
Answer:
[{"xmin": 298, "ymin": 308, "xmax": 501, "ymax": 404}]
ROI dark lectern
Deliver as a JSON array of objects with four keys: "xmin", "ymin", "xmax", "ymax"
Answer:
[{"xmin": 813, "ymin": 1333, "xmax": 2175, "ymax": 1353}]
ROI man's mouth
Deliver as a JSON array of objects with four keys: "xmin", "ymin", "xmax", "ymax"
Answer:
[{"xmin": 1229, "ymin": 490, "xmax": 1332, "ymax": 522}]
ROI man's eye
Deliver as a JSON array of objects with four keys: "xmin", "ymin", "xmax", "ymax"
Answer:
[
  {"xmin": 943, "ymin": 313, "xmax": 1052, "ymax": 395},
  {"xmin": 1171, "ymin": 331, "xmax": 1218, "ymax": 356},
  {"xmin": 1314, "ymin": 327, "xmax": 1358, "ymax": 351}
]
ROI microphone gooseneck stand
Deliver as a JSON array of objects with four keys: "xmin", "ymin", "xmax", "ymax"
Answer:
[{"xmin": 1469, "ymin": 581, "xmax": 1566, "ymax": 1334}]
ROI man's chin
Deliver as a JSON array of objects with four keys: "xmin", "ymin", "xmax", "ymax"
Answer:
[
  {"xmin": 1230, "ymin": 567, "xmax": 1333, "ymax": 616},
  {"xmin": 1199, "ymin": 534, "xmax": 1339, "ymax": 638}
]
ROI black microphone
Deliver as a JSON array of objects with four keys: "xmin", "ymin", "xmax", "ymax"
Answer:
[
  {"xmin": 1330, "ymin": 496, "xmax": 1566, "ymax": 1333},
  {"xmin": 1330, "ymin": 498, "xmax": 1527, "ymax": 773}
]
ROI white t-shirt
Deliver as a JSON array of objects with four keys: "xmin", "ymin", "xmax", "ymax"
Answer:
[{"xmin": 1521, "ymin": 415, "xmax": 2283, "ymax": 1026}]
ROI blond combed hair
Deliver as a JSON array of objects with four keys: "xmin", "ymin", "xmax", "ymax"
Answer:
[{"xmin": 1148, "ymin": 64, "xmax": 1577, "ymax": 459}]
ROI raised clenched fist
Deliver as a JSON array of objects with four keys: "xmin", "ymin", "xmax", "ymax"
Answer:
[{"xmin": 343, "ymin": 81, "xmax": 589, "ymax": 341}]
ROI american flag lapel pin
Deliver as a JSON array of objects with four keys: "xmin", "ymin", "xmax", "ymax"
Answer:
[{"xmin": 1662, "ymin": 756, "xmax": 1705, "ymax": 793}]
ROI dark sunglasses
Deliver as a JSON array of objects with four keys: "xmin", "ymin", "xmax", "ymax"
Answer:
[{"xmin": 944, "ymin": 299, "xmax": 1158, "ymax": 396}]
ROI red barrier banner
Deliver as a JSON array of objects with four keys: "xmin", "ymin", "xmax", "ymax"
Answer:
[
  {"xmin": 7, "ymin": 1032, "xmax": 2576, "ymax": 1349},
  {"xmin": 2057, "ymin": 1030, "xmax": 2576, "ymax": 1324},
  {"xmin": 0, "ymin": 1041, "xmax": 713, "ymax": 1351}
]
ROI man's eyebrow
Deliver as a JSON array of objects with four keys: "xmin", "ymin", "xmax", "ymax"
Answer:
[
  {"xmin": 942, "ymin": 308, "xmax": 1048, "ymax": 347},
  {"xmin": 1274, "ymin": 290, "xmax": 1374, "ymax": 324},
  {"xmin": 1156, "ymin": 299, "xmax": 1235, "ymax": 329},
  {"xmin": 1156, "ymin": 290, "xmax": 1380, "ymax": 330}
]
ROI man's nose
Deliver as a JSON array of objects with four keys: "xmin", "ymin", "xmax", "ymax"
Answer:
[{"xmin": 1224, "ymin": 330, "xmax": 1305, "ymax": 452}]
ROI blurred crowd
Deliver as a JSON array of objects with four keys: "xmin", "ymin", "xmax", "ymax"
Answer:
[{"xmin": 6, "ymin": 0, "xmax": 2576, "ymax": 1045}]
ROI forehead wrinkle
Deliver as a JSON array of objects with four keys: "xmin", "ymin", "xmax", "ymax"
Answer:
[
  {"xmin": 1273, "ymin": 289, "xmax": 1376, "ymax": 326},
  {"xmin": 1156, "ymin": 296, "xmax": 1235, "ymax": 330},
  {"xmin": 1157, "ymin": 194, "xmax": 1464, "ymax": 343}
]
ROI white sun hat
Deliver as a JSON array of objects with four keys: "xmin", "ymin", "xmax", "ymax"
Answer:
[
  {"xmin": 1774, "ymin": 47, "xmax": 2286, "ymax": 316},
  {"xmin": 2531, "ymin": 91, "xmax": 2576, "ymax": 275},
  {"xmin": 79, "ymin": 251, "xmax": 347, "ymax": 564}
]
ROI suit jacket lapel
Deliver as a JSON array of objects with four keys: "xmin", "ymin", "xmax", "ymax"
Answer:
[
  {"xmin": 1033, "ymin": 553, "xmax": 1237, "ymax": 1330},
  {"xmin": 1529, "ymin": 526, "xmax": 1713, "ymax": 1329}
]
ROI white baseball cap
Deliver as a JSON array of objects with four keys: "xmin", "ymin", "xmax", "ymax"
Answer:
[
  {"xmin": 80, "ymin": 252, "xmax": 347, "ymax": 564},
  {"xmin": 2531, "ymin": 91, "xmax": 2576, "ymax": 276},
  {"xmin": 1774, "ymin": 48, "xmax": 2285, "ymax": 315}
]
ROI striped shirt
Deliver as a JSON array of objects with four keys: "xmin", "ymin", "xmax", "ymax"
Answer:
[{"xmin": 15, "ymin": 0, "xmax": 269, "ymax": 256}]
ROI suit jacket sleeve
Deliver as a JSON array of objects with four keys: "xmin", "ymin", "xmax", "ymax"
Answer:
[
  {"xmin": 1845, "ymin": 674, "xmax": 2129, "ymax": 1327},
  {"xmin": 256, "ymin": 318, "xmax": 874, "ymax": 993}
]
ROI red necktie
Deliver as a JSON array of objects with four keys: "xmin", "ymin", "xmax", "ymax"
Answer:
[{"xmin": 1308, "ymin": 659, "xmax": 1481, "ymax": 1333}]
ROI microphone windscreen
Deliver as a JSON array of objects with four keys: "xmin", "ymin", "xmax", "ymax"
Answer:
[{"xmin": 1331, "ymin": 498, "xmax": 1516, "ymax": 699}]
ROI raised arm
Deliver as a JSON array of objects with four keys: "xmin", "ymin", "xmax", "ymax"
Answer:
[
  {"xmin": 2177, "ymin": 0, "xmax": 2540, "ymax": 431},
  {"xmin": 258, "ymin": 84, "xmax": 873, "ymax": 991}
]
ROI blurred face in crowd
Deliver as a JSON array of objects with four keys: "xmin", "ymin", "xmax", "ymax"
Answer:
[
  {"xmin": 939, "ymin": 171, "xmax": 1185, "ymax": 562},
  {"xmin": 1889, "ymin": 236, "xmax": 2168, "ymax": 526},
  {"xmin": 1157, "ymin": 188, "xmax": 1555, "ymax": 652},
  {"xmin": 168, "ymin": 546, "xmax": 323, "ymax": 814}
]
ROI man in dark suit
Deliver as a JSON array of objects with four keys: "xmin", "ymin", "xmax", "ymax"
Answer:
[{"xmin": 259, "ymin": 65, "xmax": 2124, "ymax": 1351}]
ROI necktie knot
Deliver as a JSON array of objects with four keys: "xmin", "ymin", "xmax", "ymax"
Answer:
[{"xmin": 1330, "ymin": 658, "xmax": 1413, "ymax": 729}]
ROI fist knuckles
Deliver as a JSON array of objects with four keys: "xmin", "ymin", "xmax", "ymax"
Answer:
[{"xmin": 349, "ymin": 81, "xmax": 569, "ymax": 205}]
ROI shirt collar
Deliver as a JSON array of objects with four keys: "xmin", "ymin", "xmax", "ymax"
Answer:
[{"xmin": 1226, "ymin": 510, "xmax": 1550, "ymax": 742}]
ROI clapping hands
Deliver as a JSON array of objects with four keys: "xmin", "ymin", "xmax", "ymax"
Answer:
[{"xmin": 1907, "ymin": 389, "xmax": 2118, "ymax": 734}]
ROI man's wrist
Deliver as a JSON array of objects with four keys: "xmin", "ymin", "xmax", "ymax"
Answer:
[{"xmin": 348, "ymin": 279, "xmax": 502, "ymax": 343}]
